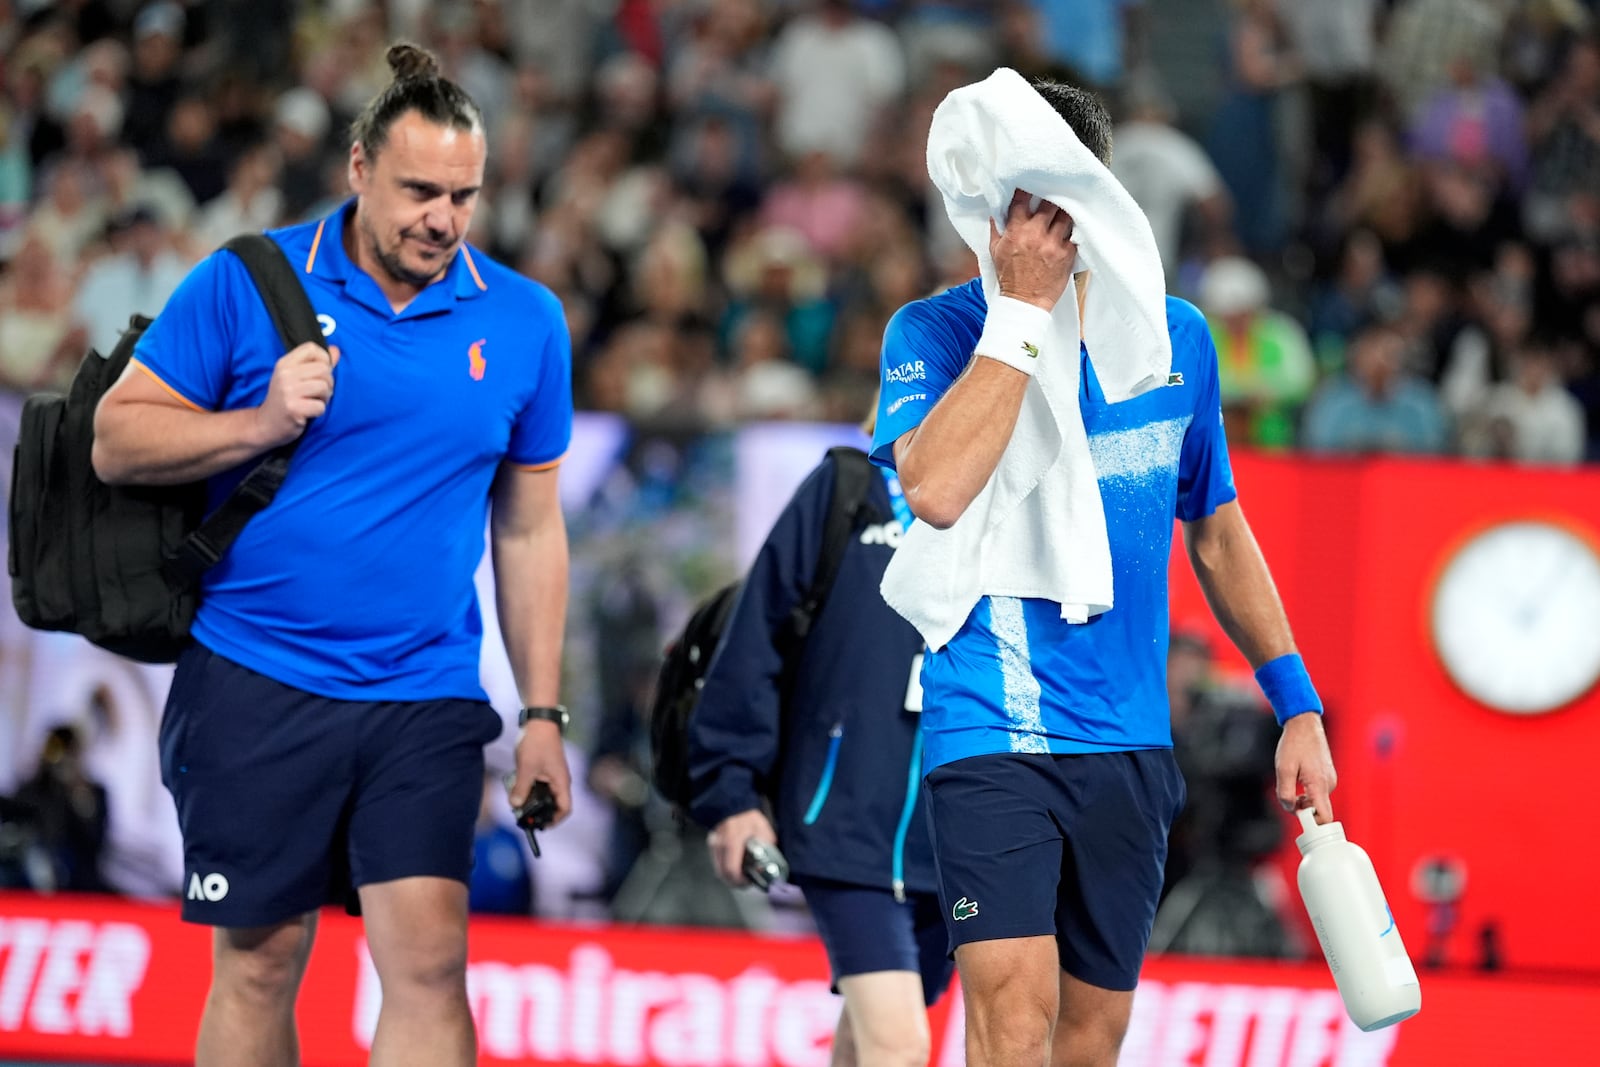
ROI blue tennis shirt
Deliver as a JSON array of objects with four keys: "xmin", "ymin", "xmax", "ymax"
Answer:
[
  {"xmin": 871, "ymin": 279, "xmax": 1236, "ymax": 770},
  {"xmin": 133, "ymin": 200, "xmax": 572, "ymax": 701}
]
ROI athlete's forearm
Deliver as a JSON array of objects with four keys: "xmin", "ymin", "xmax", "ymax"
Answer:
[
  {"xmin": 92, "ymin": 399, "xmax": 274, "ymax": 486},
  {"xmin": 894, "ymin": 358, "xmax": 1031, "ymax": 529},
  {"xmin": 1182, "ymin": 500, "xmax": 1296, "ymax": 668},
  {"xmin": 492, "ymin": 508, "xmax": 568, "ymax": 708}
]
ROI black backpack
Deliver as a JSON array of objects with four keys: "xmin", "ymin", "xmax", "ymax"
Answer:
[
  {"xmin": 648, "ymin": 445, "xmax": 878, "ymax": 819},
  {"xmin": 8, "ymin": 233, "xmax": 324, "ymax": 664}
]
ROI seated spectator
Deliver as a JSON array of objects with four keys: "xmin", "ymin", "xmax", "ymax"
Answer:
[
  {"xmin": 99, "ymin": 144, "xmax": 195, "ymax": 232},
  {"xmin": 897, "ymin": 1, "xmax": 998, "ymax": 90},
  {"xmin": 1321, "ymin": 118, "xmax": 1425, "ymax": 257},
  {"xmin": 1301, "ymin": 322, "xmax": 1449, "ymax": 455},
  {"xmin": 759, "ymin": 149, "xmax": 868, "ymax": 264},
  {"xmin": 6, "ymin": 36, "xmax": 67, "ymax": 179},
  {"xmin": 190, "ymin": 139, "xmax": 284, "ymax": 254},
  {"xmin": 1439, "ymin": 245, "xmax": 1536, "ymax": 425},
  {"xmin": 27, "ymin": 160, "xmax": 105, "ymax": 266},
  {"xmin": 671, "ymin": 115, "xmax": 764, "ymax": 259},
  {"xmin": 1378, "ymin": 0, "xmax": 1504, "ymax": 124},
  {"xmin": 1405, "ymin": 161, "xmax": 1522, "ymax": 284},
  {"xmin": 122, "ymin": 1, "xmax": 185, "ymax": 161},
  {"xmin": 630, "ymin": 219, "xmax": 711, "ymax": 324},
  {"xmin": 430, "ymin": 2, "xmax": 514, "ymax": 140},
  {"xmin": 1460, "ymin": 338, "xmax": 1587, "ymax": 465},
  {"xmin": 1556, "ymin": 335, "xmax": 1600, "ymax": 461},
  {"xmin": 1275, "ymin": 0, "xmax": 1379, "ymax": 196},
  {"xmin": 73, "ymin": 204, "xmax": 188, "ymax": 356},
  {"xmin": 1390, "ymin": 265, "xmax": 1467, "ymax": 381},
  {"xmin": 768, "ymin": 0, "xmax": 905, "ymax": 168},
  {"xmin": 0, "ymin": 231, "xmax": 87, "ymax": 393},
  {"xmin": 147, "ymin": 93, "xmax": 228, "ymax": 206},
  {"xmin": 53, "ymin": 79, "xmax": 126, "ymax": 190},
  {"xmin": 595, "ymin": 319, "xmax": 682, "ymax": 422},
  {"xmin": 1501, "ymin": 0, "xmax": 1590, "ymax": 99},
  {"xmin": 608, "ymin": 49, "xmax": 671, "ymax": 142},
  {"xmin": 1021, "ymin": 0, "xmax": 1146, "ymax": 92},
  {"xmin": 721, "ymin": 226, "xmax": 835, "ymax": 375},
  {"xmin": 1198, "ymin": 256, "xmax": 1317, "ymax": 450},
  {"xmin": 729, "ymin": 309, "xmax": 819, "ymax": 421},
  {"xmin": 1306, "ymin": 229, "xmax": 1403, "ymax": 372},
  {"xmin": 819, "ymin": 306, "xmax": 889, "ymax": 422},
  {"xmin": 1111, "ymin": 71, "xmax": 1232, "ymax": 288},
  {"xmin": 1408, "ymin": 48, "xmax": 1528, "ymax": 193},
  {"xmin": 668, "ymin": 0, "xmax": 775, "ymax": 148},
  {"xmin": 1205, "ymin": 0, "xmax": 1300, "ymax": 256},
  {"xmin": 0, "ymin": 101, "xmax": 30, "ymax": 258},
  {"xmin": 272, "ymin": 87, "xmax": 335, "ymax": 224},
  {"xmin": 1523, "ymin": 36, "xmax": 1600, "ymax": 243}
]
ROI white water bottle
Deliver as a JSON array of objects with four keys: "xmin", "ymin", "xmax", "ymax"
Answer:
[{"xmin": 1295, "ymin": 807, "xmax": 1422, "ymax": 1031}]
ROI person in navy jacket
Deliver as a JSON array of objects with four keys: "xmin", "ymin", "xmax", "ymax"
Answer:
[{"xmin": 689, "ymin": 409, "xmax": 951, "ymax": 1067}]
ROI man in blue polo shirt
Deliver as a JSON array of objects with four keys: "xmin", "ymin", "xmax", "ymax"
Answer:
[
  {"xmin": 92, "ymin": 43, "xmax": 570, "ymax": 1067},
  {"xmin": 872, "ymin": 81, "xmax": 1337, "ymax": 1067}
]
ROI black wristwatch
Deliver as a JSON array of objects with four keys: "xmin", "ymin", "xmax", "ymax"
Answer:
[{"xmin": 518, "ymin": 704, "xmax": 569, "ymax": 734}]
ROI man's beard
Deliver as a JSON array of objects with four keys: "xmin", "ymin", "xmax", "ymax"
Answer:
[{"xmin": 362, "ymin": 213, "xmax": 451, "ymax": 288}]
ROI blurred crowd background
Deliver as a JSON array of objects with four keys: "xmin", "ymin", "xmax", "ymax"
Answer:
[
  {"xmin": 3, "ymin": 0, "xmax": 1597, "ymax": 962},
  {"xmin": 5, "ymin": 0, "xmax": 1600, "ymax": 460}
]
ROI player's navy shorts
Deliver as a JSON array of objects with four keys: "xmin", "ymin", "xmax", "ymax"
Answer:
[
  {"xmin": 795, "ymin": 876, "xmax": 955, "ymax": 1006},
  {"xmin": 159, "ymin": 643, "xmax": 503, "ymax": 927},
  {"xmin": 923, "ymin": 749, "xmax": 1185, "ymax": 991}
]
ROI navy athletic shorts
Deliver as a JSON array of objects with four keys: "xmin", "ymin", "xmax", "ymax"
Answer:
[
  {"xmin": 159, "ymin": 643, "xmax": 503, "ymax": 927},
  {"xmin": 923, "ymin": 750, "xmax": 1186, "ymax": 991},
  {"xmin": 796, "ymin": 876, "xmax": 955, "ymax": 1006}
]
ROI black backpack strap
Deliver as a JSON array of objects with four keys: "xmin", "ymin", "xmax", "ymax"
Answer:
[
  {"xmin": 789, "ymin": 445, "xmax": 877, "ymax": 641},
  {"xmin": 166, "ymin": 234, "xmax": 327, "ymax": 583},
  {"xmin": 223, "ymin": 233, "xmax": 326, "ymax": 354}
]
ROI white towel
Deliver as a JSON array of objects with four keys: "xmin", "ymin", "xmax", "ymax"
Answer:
[{"xmin": 880, "ymin": 67, "xmax": 1172, "ymax": 651}]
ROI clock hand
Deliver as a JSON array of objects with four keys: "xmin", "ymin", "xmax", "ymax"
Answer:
[{"xmin": 1516, "ymin": 554, "xmax": 1585, "ymax": 629}]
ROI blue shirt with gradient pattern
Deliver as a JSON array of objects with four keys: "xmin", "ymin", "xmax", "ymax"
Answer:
[
  {"xmin": 133, "ymin": 201, "xmax": 572, "ymax": 701},
  {"xmin": 870, "ymin": 279, "xmax": 1236, "ymax": 770}
]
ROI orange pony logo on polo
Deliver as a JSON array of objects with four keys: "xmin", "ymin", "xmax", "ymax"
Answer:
[{"xmin": 468, "ymin": 339, "xmax": 487, "ymax": 381}]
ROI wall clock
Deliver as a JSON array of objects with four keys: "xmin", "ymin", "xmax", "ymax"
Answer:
[{"xmin": 1430, "ymin": 519, "xmax": 1600, "ymax": 715}]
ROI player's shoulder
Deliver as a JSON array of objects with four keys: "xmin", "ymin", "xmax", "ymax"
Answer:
[
  {"xmin": 1163, "ymin": 294, "xmax": 1208, "ymax": 338},
  {"xmin": 1163, "ymin": 295, "xmax": 1215, "ymax": 361},
  {"xmin": 263, "ymin": 213, "xmax": 326, "ymax": 262},
  {"xmin": 887, "ymin": 278, "xmax": 985, "ymax": 348},
  {"xmin": 470, "ymin": 247, "xmax": 564, "ymax": 320},
  {"xmin": 171, "ymin": 214, "xmax": 324, "ymax": 300}
]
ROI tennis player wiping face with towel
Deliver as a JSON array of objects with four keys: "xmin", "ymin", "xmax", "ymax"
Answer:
[{"xmin": 870, "ymin": 71, "xmax": 1337, "ymax": 1067}]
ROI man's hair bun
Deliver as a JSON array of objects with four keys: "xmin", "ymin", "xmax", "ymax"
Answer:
[{"xmin": 386, "ymin": 43, "xmax": 440, "ymax": 82}]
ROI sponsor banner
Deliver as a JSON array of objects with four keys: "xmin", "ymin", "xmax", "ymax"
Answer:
[{"xmin": 2, "ymin": 893, "xmax": 1595, "ymax": 1066}]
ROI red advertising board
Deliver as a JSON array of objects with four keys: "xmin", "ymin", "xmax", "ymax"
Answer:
[
  {"xmin": 2, "ymin": 893, "xmax": 1596, "ymax": 1066},
  {"xmin": 1169, "ymin": 452, "xmax": 1600, "ymax": 978}
]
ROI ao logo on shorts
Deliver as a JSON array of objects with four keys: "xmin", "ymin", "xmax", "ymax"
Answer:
[{"xmin": 187, "ymin": 872, "xmax": 230, "ymax": 902}]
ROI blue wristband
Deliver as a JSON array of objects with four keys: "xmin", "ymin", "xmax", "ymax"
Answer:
[{"xmin": 1255, "ymin": 653, "xmax": 1323, "ymax": 727}]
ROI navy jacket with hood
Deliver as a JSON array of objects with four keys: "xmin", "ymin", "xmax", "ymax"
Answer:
[{"xmin": 687, "ymin": 449, "xmax": 935, "ymax": 898}]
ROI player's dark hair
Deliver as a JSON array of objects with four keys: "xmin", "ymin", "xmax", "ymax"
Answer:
[
  {"xmin": 1030, "ymin": 77, "xmax": 1114, "ymax": 166},
  {"xmin": 349, "ymin": 42, "xmax": 482, "ymax": 158}
]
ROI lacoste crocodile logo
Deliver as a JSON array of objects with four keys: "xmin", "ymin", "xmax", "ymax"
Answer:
[
  {"xmin": 1021, "ymin": 341, "xmax": 1040, "ymax": 359},
  {"xmin": 952, "ymin": 896, "xmax": 979, "ymax": 921}
]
